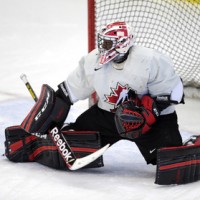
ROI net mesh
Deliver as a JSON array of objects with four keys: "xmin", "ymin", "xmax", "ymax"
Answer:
[{"xmin": 93, "ymin": 0, "xmax": 200, "ymax": 89}]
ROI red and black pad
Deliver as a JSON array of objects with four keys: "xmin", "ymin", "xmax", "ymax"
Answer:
[
  {"xmin": 21, "ymin": 84, "xmax": 70, "ymax": 134},
  {"xmin": 5, "ymin": 125, "xmax": 103, "ymax": 169},
  {"xmin": 61, "ymin": 129, "xmax": 104, "ymax": 168},
  {"xmin": 155, "ymin": 143, "xmax": 200, "ymax": 185},
  {"xmin": 5, "ymin": 125, "xmax": 39, "ymax": 162},
  {"xmin": 4, "ymin": 125, "xmax": 56, "ymax": 163}
]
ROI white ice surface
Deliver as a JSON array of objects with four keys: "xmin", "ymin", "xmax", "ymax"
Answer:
[{"xmin": 0, "ymin": 1, "xmax": 200, "ymax": 200}]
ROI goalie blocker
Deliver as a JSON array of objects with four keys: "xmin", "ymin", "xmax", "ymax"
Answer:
[{"xmin": 5, "ymin": 125, "xmax": 104, "ymax": 169}]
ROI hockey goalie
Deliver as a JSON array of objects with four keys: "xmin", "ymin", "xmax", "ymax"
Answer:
[{"xmin": 4, "ymin": 21, "xmax": 200, "ymax": 184}]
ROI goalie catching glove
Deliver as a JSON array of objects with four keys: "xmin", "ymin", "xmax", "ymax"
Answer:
[{"xmin": 115, "ymin": 95, "xmax": 160, "ymax": 139}]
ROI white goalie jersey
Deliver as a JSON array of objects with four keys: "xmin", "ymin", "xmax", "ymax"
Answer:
[{"xmin": 65, "ymin": 46, "xmax": 182, "ymax": 115}]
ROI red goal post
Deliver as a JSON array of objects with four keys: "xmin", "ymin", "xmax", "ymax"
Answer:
[
  {"xmin": 88, "ymin": 0, "xmax": 200, "ymax": 104},
  {"xmin": 88, "ymin": 0, "xmax": 98, "ymax": 105}
]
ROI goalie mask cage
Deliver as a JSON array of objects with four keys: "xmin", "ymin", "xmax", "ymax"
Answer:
[{"xmin": 88, "ymin": 0, "xmax": 200, "ymax": 104}]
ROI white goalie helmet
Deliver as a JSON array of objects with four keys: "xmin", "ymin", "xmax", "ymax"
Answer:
[{"xmin": 98, "ymin": 21, "xmax": 134, "ymax": 65}]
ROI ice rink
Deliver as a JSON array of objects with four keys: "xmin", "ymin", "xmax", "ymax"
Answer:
[{"xmin": 0, "ymin": 1, "xmax": 200, "ymax": 199}]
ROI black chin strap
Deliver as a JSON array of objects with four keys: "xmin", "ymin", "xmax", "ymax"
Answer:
[{"xmin": 113, "ymin": 50, "xmax": 130, "ymax": 64}]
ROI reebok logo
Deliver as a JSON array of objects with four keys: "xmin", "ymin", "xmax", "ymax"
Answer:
[
  {"xmin": 156, "ymin": 96, "xmax": 168, "ymax": 101},
  {"xmin": 60, "ymin": 83, "xmax": 69, "ymax": 98},
  {"xmin": 50, "ymin": 127, "xmax": 75, "ymax": 164}
]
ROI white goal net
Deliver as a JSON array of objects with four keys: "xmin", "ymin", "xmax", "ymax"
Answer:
[{"xmin": 88, "ymin": 0, "xmax": 200, "ymax": 99}]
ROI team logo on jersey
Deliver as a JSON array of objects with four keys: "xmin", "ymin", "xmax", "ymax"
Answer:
[{"xmin": 104, "ymin": 82, "xmax": 136, "ymax": 112}]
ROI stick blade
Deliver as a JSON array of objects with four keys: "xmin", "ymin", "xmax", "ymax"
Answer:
[{"xmin": 69, "ymin": 144, "xmax": 110, "ymax": 170}]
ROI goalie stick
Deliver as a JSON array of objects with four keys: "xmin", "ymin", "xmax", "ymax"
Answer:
[
  {"xmin": 20, "ymin": 74, "xmax": 38, "ymax": 102},
  {"xmin": 20, "ymin": 74, "xmax": 109, "ymax": 170}
]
